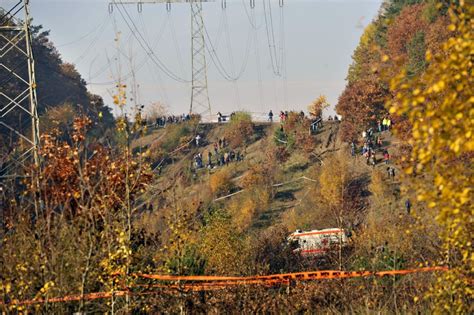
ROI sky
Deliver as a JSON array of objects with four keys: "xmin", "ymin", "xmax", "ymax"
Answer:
[{"xmin": 5, "ymin": 0, "xmax": 383, "ymax": 118}]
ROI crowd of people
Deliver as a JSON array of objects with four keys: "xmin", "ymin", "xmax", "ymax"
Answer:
[
  {"xmin": 273, "ymin": 110, "xmax": 306, "ymax": 123},
  {"xmin": 217, "ymin": 112, "xmax": 227, "ymax": 123},
  {"xmin": 216, "ymin": 110, "xmax": 312, "ymax": 124},
  {"xmin": 193, "ymin": 137, "xmax": 244, "ymax": 170},
  {"xmin": 351, "ymin": 117, "xmax": 396, "ymax": 180},
  {"xmin": 377, "ymin": 117, "xmax": 392, "ymax": 132},
  {"xmin": 153, "ymin": 113, "xmax": 194, "ymax": 127},
  {"xmin": 217, "ymin": 111, "xmax": 243, "ymax": 123}
]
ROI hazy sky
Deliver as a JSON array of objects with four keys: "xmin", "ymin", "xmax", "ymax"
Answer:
[{"xmin": 5, "ymin": 0, "xmax": 383, "ymax": 117}]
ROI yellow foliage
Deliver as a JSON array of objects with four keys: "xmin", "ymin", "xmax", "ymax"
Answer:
[
  {"xmin": 308, "ymin": 95, "xmax": 330, "ymax": 119},
  {"xmin": 388, "ymin": 3, "xmax": 473, "ymax": 311},
  {"xmin": 229, "ymin": 188, "xmax": 271, "ymax": 232},
  {"xmin": 319, "ymin": 152, "xmax": 353, "ymax": 210},
  {"xmin": 241, "ymin": 163, "xmax": 274, "ymax": 190},
  {"xmin": 223, "ymin": 111, "xmax": 254, "ymax": 148},
  {"xmin": 199, "ymin": 212, "xmax": 245, "ymax": 275},
  {"xmin": 209, "ymin": 167, "xmax": 234, "ymax": 196},
  {"xmin": 369, "ymin": 170, "xmax": 391, "ymax": 201},
  {"xmin": 232, "ymin": 197, "xmax": 257, "ymax": 232}
]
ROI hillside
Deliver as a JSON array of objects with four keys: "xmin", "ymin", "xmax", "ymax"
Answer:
[
  {"xmin": 137, "ymin": 119, "xmax": 347, "ymax": 231},
  {"xmin": 0, "ymin": 0, "xmax": 471, "ymax": 313}
]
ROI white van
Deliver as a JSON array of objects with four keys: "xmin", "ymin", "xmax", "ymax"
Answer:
[{"xmin": 288, "ymin": 228, "xmax": 350, "ymax": 256}]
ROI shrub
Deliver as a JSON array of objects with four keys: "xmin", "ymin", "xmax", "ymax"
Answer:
[
  {"xmin": 231, "ymin": 197, "xmax": 258, "ymax": 232},
  {"xmin": 160, "ymin": 123, "xmax": 193, "ymax": 152},
  {"xmin": 39, "ymin": 103, "xmax": 75, "ymax": 135},
  {"xmin": 209, "ymin": 167, "xmax": 234, "ymax": 196},
  {"xmin": 250, "ymin": 225, "xmax": 301, "ymax": 274},
  {"xmin": 241, "ymin": 164, "xmax": 274, "ymax": 190},
  {"xmin": 199, "ymin": 210, "xmax": 246, "ymax": 275},
  {"xmin": 229, "ymin": 188, "xmax": 271, "ymax": 232},
  {"xmin": 308, "ymin": 95, "xmax": 330, "ymax": 119},
  {"xmin": 280, "ymin": 112, "xmax": 315, "ymax": 153},
  {"xmin": 224, "ymin": 111, "xmax": 254, "ymax": 148},
  {"xmin": 149, "ymin": 120, "xmax": 197, "ymax": 162}
]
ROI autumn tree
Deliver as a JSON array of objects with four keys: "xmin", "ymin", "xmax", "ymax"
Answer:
[
  {"xmin": 277, "ymin": 111, "xmax": 315, "ymax": 153},
  {"xmin": 308, "ymin": 95, "xmax": 330, "ymax": 119},
  {"xmin": 209, "ymin": 167, "xmax": 235, "ymax": 197},
  {"xmin": 223, "ymin": 111, "xmax": 254, "ymax": 148},
  {"xmin": 337, "ymin": 0, "xmax": 451, "ymax": 141},
  {"xmin": 336, "ymin": 78, "xmax": 387, "ymax": 141},
  {"xmin": 388, "ymin": 2, "xmax": 473, "ymax": 312},
  {"xmin": 199, "ymin": 210, "xmax": 246, "ymax": 275}
]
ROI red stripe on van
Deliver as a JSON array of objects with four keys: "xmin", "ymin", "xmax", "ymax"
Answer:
[{"xmin": 291, "ymin": 229, "xmax": 343, "ymax": 238}]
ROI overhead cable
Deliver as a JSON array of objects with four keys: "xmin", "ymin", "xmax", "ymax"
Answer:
[
  {"xmin": 262, "ymin": 0, "xmax": 281, "ymax": 76},
  {"xmin": 114, "ymin": 2, "xmax": 190, "ymax": 83}
]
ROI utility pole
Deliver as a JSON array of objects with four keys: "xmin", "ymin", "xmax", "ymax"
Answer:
[
  {"xmin": 110, "ymin": 0, "xmax": 214, "ymax": 120},
  {"xmin": 0, "ymin": 1, "xmax": 40, "ymax": 194}
]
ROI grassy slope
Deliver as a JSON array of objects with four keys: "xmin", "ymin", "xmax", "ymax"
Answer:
[{"xmin": 133, "ymin": 120, "xmax": 403, "ymax": 234}]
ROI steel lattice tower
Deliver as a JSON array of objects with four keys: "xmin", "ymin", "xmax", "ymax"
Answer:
[
  {"xmin": 111, "ymin": 0, "xmax": 214, "ymax": 119},
  {"xmin": 189, "ymin": 1, "xmax": 211, "ymax": 118},
  {"xmin": 0, "ymin": 0, "xmax": 40, "ymax": 180}
]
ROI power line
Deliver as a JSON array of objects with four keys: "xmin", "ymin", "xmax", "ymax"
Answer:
[
  {"xmin": 167, "ymin": 10, "xmax": 187, "ymax": 79},
  {"xmin": 138, "ymin": 9, "xmax": 171, "ymax": 107},
  {"xmin": 262, "ymin": 0, "xmax": 281, "ymax": 77},
  {"xmin": 114, "ymin": 2, "xmax": 190, "ymax": 83},
  {"xmin": 56, "ymin": 14, "xmax": 110, "ymax": 48},
  {"xmin": 200, "ymin": 3, "xmax": 225, "ymax": 77},
  {"xmin": 267, "ymin": 0, "xmax": 281, "ymax": 71},
  {"xmin": 252, "ymin": 6, "xmax": 264, "ymax": 110},
  {"xmin": 222, "ymin": 8, "xmax": 241, "ymax": 109},
  {"xmin": 203, "ymin": 23, "xmax": 237, "ymax": 81},
  {"xmin": 280, "ymin": 1, "xmax": 288, "ymax": 108},
  {"xmin": 88, "ymin": 10, "xmax": 170, "ymax": 85},
  {"xmin": 202, "ymin": 17, "xmax": 252, "ymax": 82},
  {"xmin": 73, "ymin": 16, "xmax": 112, "ymax": 65},
  {"xmin": 241, "ymin": 0, "xmax": 263, "ymax": 30}
]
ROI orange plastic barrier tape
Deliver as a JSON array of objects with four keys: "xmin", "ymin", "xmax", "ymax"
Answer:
[
  {"xmin": 132, "ymin": 266, "xmax": 448, "ymax": 282},
  {"xmin": 5, "ymin": 291, "xmax": 128, "ymax": 306},
  {"xmin": 3, "ymin": 267, "xmax": 448, "ymax": 306}
]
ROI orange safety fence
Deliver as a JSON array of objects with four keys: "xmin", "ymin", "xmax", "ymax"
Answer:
[
  {"xmin": 2, "ymin": 267, "xmax": 448, "ymax": 306},
  {"xmin": 131, "ymin": 266, "xmax": 448, "ymax": 282}
]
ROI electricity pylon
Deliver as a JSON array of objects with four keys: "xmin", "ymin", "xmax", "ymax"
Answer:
[
  {"xmin": 0, "ymin": 0, "xmax": 40, "ymax": 180},
  {"xmin": 110, "ymin": 0, "xmax": 214, "ymax": 119}
]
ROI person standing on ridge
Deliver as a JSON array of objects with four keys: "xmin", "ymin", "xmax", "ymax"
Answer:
[
  {"xmin": 268, "ymin": 110, "xmax": 274, "ymax": 122},
  {"xmin": 351, "ymin": 141, "xmax": 356, "ymax": 157},
  {"xmin": 377, "ymin": 136, "xmax": 383, "ymax": 148},
  {"xmin": 383, "ymin": 150, "xmax": 390, "ymax": 164},
  {"xmin": 207, "ymin": 151, "xmax": 212, "ymax": 167},
  {"xmin": 405, "ymin": 199, "xmax": 411, "ymax": 214},
  {"xmin": 279, "ymin": 111, "xmax": 285, "ymax": 122},
  {"xmin": 389, "ymin": 167, "xmax": 395, "ymax": 180}
]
